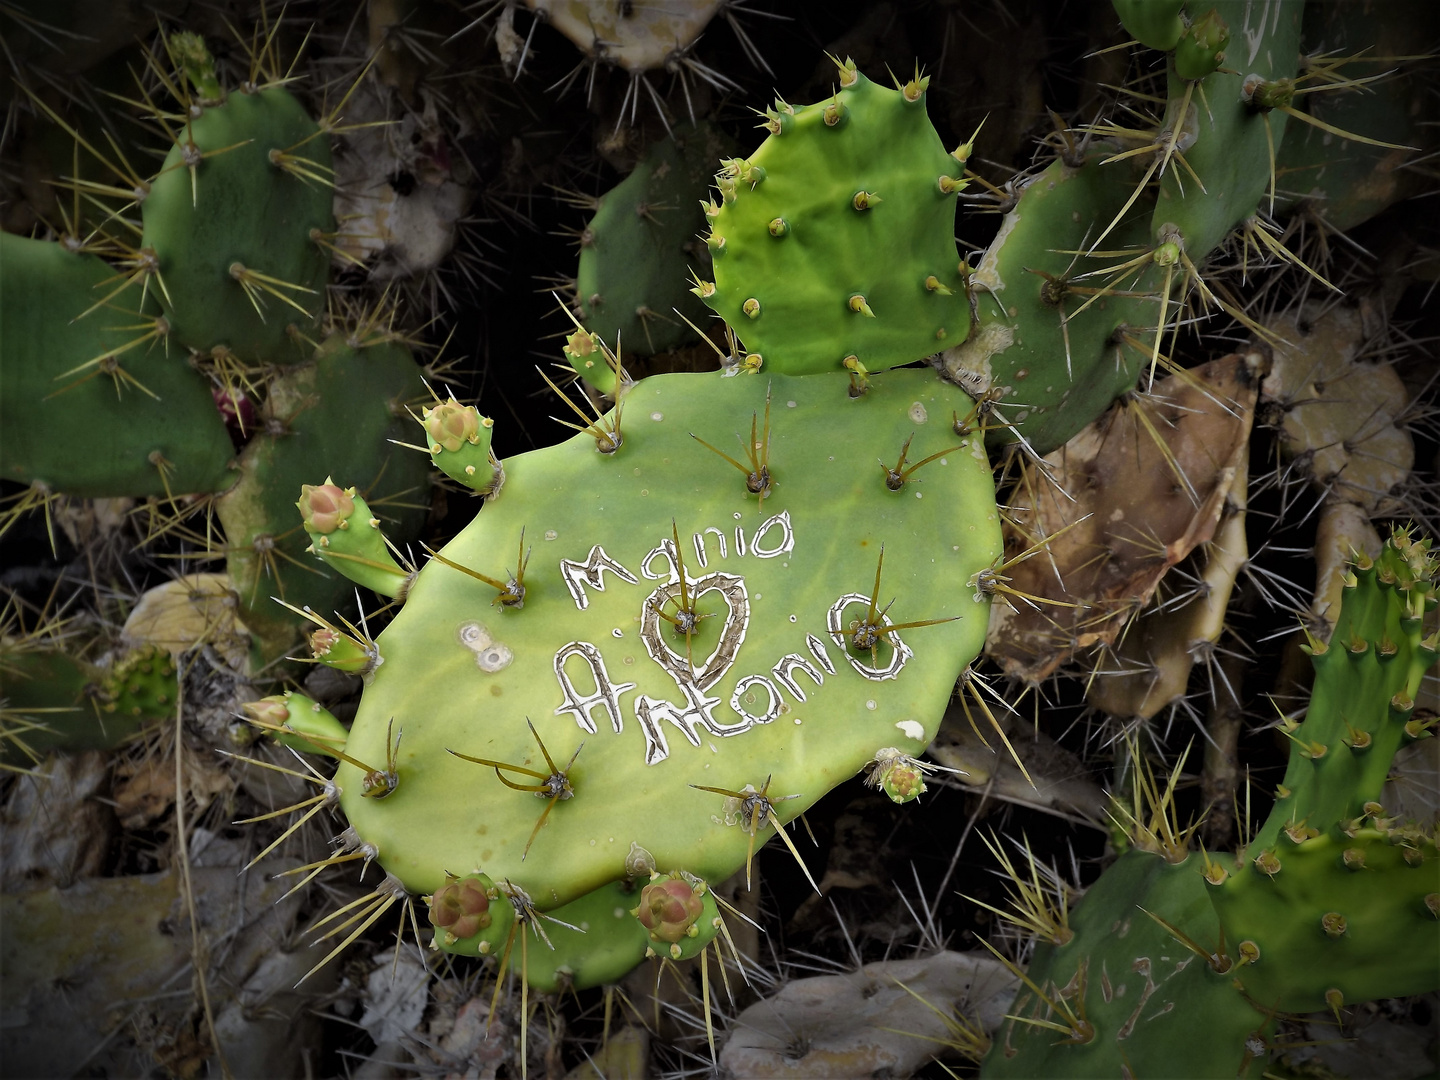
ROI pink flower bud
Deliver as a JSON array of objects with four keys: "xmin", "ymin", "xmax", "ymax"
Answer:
[
  {"xmin": 429, "ymin": 876, "xmax": 492, "ymax": 940},
  {"xmin": 298, "ymin": 483, "xmax": 354, "ymax": 534},
  {"xmin": 424, "ymin": 402, "xmax": 480, "ymax": 454},
  {"xmin": 636, "ymin": 878, "xmax": 704, "ymax": 943}
]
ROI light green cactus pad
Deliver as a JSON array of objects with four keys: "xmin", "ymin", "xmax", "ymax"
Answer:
[
  {"xmin": 335, "ymin": 368, "xmax": 1000, "ymax": 908},
  {"xmin": 702, "ymin": 68, "xmax": 972, "ymax": 376}
]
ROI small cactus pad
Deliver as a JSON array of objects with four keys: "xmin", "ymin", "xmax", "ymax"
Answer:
[
  {"xmin": 333, "ymin": 368, "xmax": 999, "ymax": 910},
  {"xmin": 576, "ymin": 123, "xmax": 736, "ymax": 360},
  {"xmin": 140, "ymin": 84, "xmax": 333, "ymax": 360},
  {"xmin": 703, "ymin": 66, "xmax": 971, "ymax": 375}
]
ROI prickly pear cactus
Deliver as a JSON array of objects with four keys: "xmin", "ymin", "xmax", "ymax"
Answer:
[
  {"xmin": 345, "ymin": 369, "xmax": 997, "ymax": 905},
  {"xmin": 141, "ymin": 33, "xmax": 332, "ymax": 362},
  {"xmin": 574, "ymin": 123, "xmax": 736, "ymax": 364},
  {"xmin": 982, "ymin": 528, "xmax": 1440, "ymax": 1078},
  {"xmin": 0, "ymin": 232, "xmax": 235, "ymax": 497},
  {"xmin": 698, "ymin": 61, "xmax": 973, "ymax": 376},
  {"xmin": 0, "ymin": 643, "xmax": 177, "ymax": 763},
  {"xmin": 266, "ymin": 362, "xmax": 1000, "ymax": 987}
]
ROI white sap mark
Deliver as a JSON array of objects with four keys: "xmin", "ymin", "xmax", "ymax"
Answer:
[
  {"xmin": 788, "ymin": 615, "xmax": 797, "ymax": 623},
  {"xmin": 544, "ymin": 529, "xmax": 558, "ymax": 541},
  {"xmin": 909, "ymin": 401, "xmax": 928, "ymax": 424},
  {"xmin": 731, "ymin": 675, "xmax": 783, "ymax": 724},
  {"xmin": 749, "ymin": 511, "xmax": 794, "ymax": 558},
  {"xmin": 895, "ymin": 719, "xmax": 925, "ymax": 741},
  {"xmin": 553, "ymin": 641, "xmax": 636, "ymax": 735},
  {"xmin": 786, "ymin": 400, "xmax": 797, "ymax": 408},
  {"xmin": 475, "ymin": 644, "xmax": 513, "ymax": 672},
  {"xmin": 693, "ymin": 531, "xmax": 708, "ymax": 568},
  {"xmin": 650, "ymin": 411, "xmax": 664, "ymax": 421},
  {"xmin": 805, "ymin": 633, "xmax": 837, "ymax": 674},
  {"xmin": 866, "ymin": 700, "xmax": 878, "ymax": 711},
  {"xmin": 611, "ymin": 628, "xmax": 624, "ymax": 638},
  {"xmin": 734, "ymin": 526, "xmax": 747, "ymax": 557},
  {"xmin": 640, "ymin": 537, "xmax": 680, "ymax": 581},
  {"xmin": 826, "ymin": 593, "xmax": 914, "ymax": 681},
  {"xmin": 559, "ymin": 545, "xmax": 639, "ymax": 610},
  {"xmin": 458, "ymin": 621, "xmax": 491, "ymax": 650},
  {"xmin": 772, "ymin": 653, "xmax": 824, "ymax": 702},
  {"xmin": 732, "ymin": 512, "xmax": 742, "ymax": 520},
  {"xmin": 459, "ymin": 622, "xmax": 514, "ymax": 672}
]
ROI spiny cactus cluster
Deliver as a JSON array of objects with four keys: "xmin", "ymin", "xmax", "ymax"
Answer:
[
  {"xmin": 983, "ymin": 528, "xmax": 1439, "ymax": 1078},
  {"xmin": 0, "ymin": 30, "xmax": 429, "ymax": 663}
]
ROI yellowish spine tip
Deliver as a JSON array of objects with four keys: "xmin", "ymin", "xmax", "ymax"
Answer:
[{"xmin": 848, "ymin": 294, "xmax": 875, "ymax": 317}]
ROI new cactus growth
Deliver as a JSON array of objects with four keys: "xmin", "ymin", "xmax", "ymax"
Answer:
[
  {"xmin": 1, "ymin": 643, "xmax": 178, "ymax": 763},
  {"xmin": 982, "ymin": 528, "xmax": 1440, "ymax": 1078},
  {"xmin": 699, "ymin": 60, "xmax": 973, "ymax": 376}
]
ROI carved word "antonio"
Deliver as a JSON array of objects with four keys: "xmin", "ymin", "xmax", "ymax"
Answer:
[{"xmin": 550, "ymin": 512, "xmax": 913, "ymax": 764}]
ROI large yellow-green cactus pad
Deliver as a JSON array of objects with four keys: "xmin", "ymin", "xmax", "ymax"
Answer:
[{"xmin": 335, "ymin": 368, "xmax": 1000, "ymax": 908}]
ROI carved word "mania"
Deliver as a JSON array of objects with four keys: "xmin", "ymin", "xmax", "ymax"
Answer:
[{"xmin": 550, "ymin": 512, "xmax": 913, "ymax": 764}]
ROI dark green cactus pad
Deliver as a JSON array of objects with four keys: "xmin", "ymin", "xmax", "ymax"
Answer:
[
  {"xmin": 0, "ymin": 233, "xmax": 236, "ymax": 497},
  {"xmin": 1270, "ymin": 0, "xmax": 1439, "ymax": 233},
  {"xmin": 335, "ymin": 368, "xmax": 1000, "ymax": 910},
  {"xmin": 140, "ymin": 86, "xmax": 333, "ymax": 361},
  {"xmin": 1151, "ymin": 0, "xmax": 1303, "ymax": 259},
  {"xmin": 1212, "ymin": 827, "xmax": 1439, "ymax": 1012},
  {"xmin": 215, "ymin": 334, "xmax": 429, "ymax": 649},
  {"xmin": 0, "ymin": 646, "xmax": 174, "ymax": 762},
  {"xmin": 933, "ymin": 152, "xmax": 1157, "ymax": 456},
  {"xmin": 577, "ymin": 123, "xmax": 736, "ymax": 361},
  {"xmin": 703, "ymin": 70, "xmax": 971, "ymax": 376},
  {"xmin": 985, "ymin": 849, "xmax": 1268, "ymax": 1080},
  {"xmin": 984, "ymin": 527, "xmax": 1440, "ymax": 1078}
]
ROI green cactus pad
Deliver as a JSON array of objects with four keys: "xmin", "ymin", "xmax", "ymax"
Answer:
[
  {"xmin": 576, "ymin": 123, "xmax": 736, "ymax": 360},
  {"xmin": 1151, "ymin": 0, "xmax": 1302, "ymax": 259},
  {"xmin": 1111, "ymin": 0, "xmax": 1186, "ymax": 51},
  {"xmin": 985, "ymin": 849, "xmax": 1268, "ymax": 1079},
  {"xmin": 933, "ymin": 152, "xmax": 1157, "ymax": 456},
  {"xmin": 332, "ymin": 367, "xmax": 999, "ymax": 910},
  {"xmin": 98, "ymin": 645, "xmax": 178, "ymax": 724},
  {"xmin": 1212, "ymin": 827, "xmax": 1439, "ymax": 1012},
  {"xmin": 519, "ymin": 880, "xmax": 652, "ymax": 992},
  {"xmin": 703, "ymin": 69, "xmax": 972, "ymax": 376},
  {"xmin": 0, "ymin": 233, "xmax": 235, "ymax": 497},
  {"xmin": 0, "ymin": 646, "xmax": 174, "ymax": 763},
  {"xmin": 215, "ymin": 335, "xmax": 429, "ymax": 650},
  {"xmin": 1254, "ymin": 533, "xmax": 1436, "ymax": 852},
  {"xmin": 140, "ymin": 85, "xmax": 333, "ymax": 361}
]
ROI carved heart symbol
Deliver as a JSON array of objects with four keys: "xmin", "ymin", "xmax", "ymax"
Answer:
[{"xmin": 639, "ymin": 571, "xmax": 750, "ymax": 691}]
